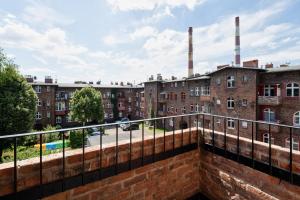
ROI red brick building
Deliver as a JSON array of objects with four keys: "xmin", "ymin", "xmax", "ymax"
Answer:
[{"xmin": 26, "ymin": 76, "xmax": 144, "ymax": 129}]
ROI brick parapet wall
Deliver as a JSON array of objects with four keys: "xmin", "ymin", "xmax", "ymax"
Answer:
[{"xmin": 0, "ymin": 129, "xmax": 198, "ymax": 197}]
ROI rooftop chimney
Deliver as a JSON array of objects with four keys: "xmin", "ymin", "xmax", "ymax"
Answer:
[
  {"xmin": 243, "ymin": 60, "xmax": 258, "ymax": 68},
  {"xmin": 188, "ymin": 27, "xmax": 193, "ymax": 77},
  {"xmin": 265, "ymin": 63, "xmax": 273, "ymax": 69},
  {"xmin": 235, "ymin": 17, "xmax": 241, "ymax": 67},
  {"xmin": 25, "ymin": 75, "xmax": 34, "ymax": 83},
  {"xmin": 45, "ymin": 76, "xmax": 53, "ymax": 83}
]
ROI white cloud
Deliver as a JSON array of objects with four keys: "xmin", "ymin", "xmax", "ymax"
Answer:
[
  {"xmin": 106, "ymin": 0, "xmax": 206, "ymax": 11},
  {"xmin": 130, "ymin": 26, "xmax": 158, "ymax": 40},
  {"xmin": 22, "ymin": 1, "xmax": 74, "ymax": 27}
]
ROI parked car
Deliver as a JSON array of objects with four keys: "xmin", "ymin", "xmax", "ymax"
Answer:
[
  {"xmin": 118, "ymin": 118, "xmax": 130, "ymax": 128},
  {"xmin": 88, "ymin": 127, "xmax": 103, "ymax": 136},
  {"xmin": 122, "ymin": 123, "xmax": 139, "ymax": 131}
]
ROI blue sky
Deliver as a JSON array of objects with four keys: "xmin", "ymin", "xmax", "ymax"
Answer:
[{"xmin": 0, "ymin": 0, "xmax": 300, "ymax": 84}]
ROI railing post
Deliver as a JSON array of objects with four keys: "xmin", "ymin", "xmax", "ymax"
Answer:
[
  {"xmin": 142, "ymin": 121, "xmax": 144, "ymax": 166},
  {"xmin": 202, "ymin": 114, "xmax": 205, "ymax": 145},
  {"xmin": 39, "ymin": 134, "xmax": 43, "ymax": 196},
  {"xmin": 252, "ymin": 122, "xmax": 254, "ymax": 168},
  {"xmin": 99, "ymin": 127, "xmax": 103, "ymax": 179},
  {"xmin": 82, "ymin": 128, "xmax": 85, "ymax": 184},
  {"xmin": 237, "ymin": 119, "xmax": 240, "ymax": 162},
  {"xmin": 189, "ymin": 115, "xmax": 191, "ymax": 144},
  {"xmin": 181, "ymin": 116, "xmax": 184, "ymax": 148},
  {"xmin": 173, "ymin": 117, "xmax": 175, "ymax": 152},
  {"xmin": 62, "ymin": 131, "xmax": 65, "ymax": 191},
  {"xmin": 289, "ymin": 127, "xmax": 293, "ymax": 183},
  {"xmin": 196, "ymin": 114, "xmax": 199, "ymax": 146},
  {"xmin": 224, "ymin": 118, "xmax": 226, "ymax": 156},
  {"xmin": 268, "ymin": 124, "xmax": 272, "ymax": 174},
  {"xmin": 212, "ymin": 116, "xmax": 215, "ymax": 152},
  {"xmin": 129, "ymin": 122, "xmax": 132, "ymax": 169},
  {"xmin": 153, "ymin": 120, "xmax": 156, "ymax": 162},
  {"xmin": 115, "ymin": 124, "xmax": 118, "ymax": 174},
  {"xmin": 14, "ymin": 137, "xmax": 17, "ymax": 196},
  {"xmin": 163, "ymin": 118, "xmax": 166, "ymax": 153}
]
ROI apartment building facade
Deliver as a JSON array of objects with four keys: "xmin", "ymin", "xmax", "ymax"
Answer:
[
  {"xmin": 143, "ymin": 63, "xmax": 300, "ymax": 150},
  {"xmin": 27, "ymin": 76, "xmax": 144, "ymax": 129}
]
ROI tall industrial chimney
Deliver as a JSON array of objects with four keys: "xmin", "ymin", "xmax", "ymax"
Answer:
[
  {"xmin": 235, "ymin": 16, "xmax": 240, "ymax": 67},
  {"xmin": 188, "ymin": 27, "xmax": 193, "ymax": 77}
]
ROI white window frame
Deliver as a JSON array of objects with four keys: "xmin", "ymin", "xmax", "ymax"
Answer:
[
  {"xmin": 47, "ymin": 112, "xmax": 51, "ymax": 118},
  {"xmin": 227, "ymin": 97, "xmax": 234, "ymax": 109},
  {"xmin": 46, "ymin": 86, "xmax": 50, "ymax": 92},
  {"xmin": 285, "ymin": 138, "xmax": 299, "ymax": 151},
  {"xmin": 201, "ymin": 86, "xmax": 210, "ymax": 96},
  {"xmin": 216, "ymin": 78, "xmax": 221, "ymax": 85},
  {"xmin": 263, "ymin": 133, "xmax": 274, "ymax": 144},
  {"xmin": 55, "ymin": 102, "xmax": 65, "ymax": 111},
  {"xmin": 242, "ymin": 121, "xmax": 248, "ymax": 128},
  {"xmin": 286, "ymin": 83, "xmax": 299, "ymax": 97},
  {"xmin": 190, "ymin": 89, "xmax": 194, "ymax": 96},
  {"xmin": 227, "ymin": 76, "xmax": 235, "ymax": 88},
  {"xmin": 174, "ymin": 82, "xmax": 177, "ymax": 87},
  {"xmin": 182, "ymin": 81, "xmax": 185, "ymax": 87},
  {"xmin": 36, "ymin": 112, "xmax": 42, "ymax": 120},
  {"xmin": 264, "ymin": 85, "xmax": 275, "ymax": 97},
  {"xmin": 56, "ymin": 116, "xmax": 62, "ymax": 124},
  {"xmin": 35, "ymin": 85, "xmax": 42, "ymax": 93},
  {"xmin": 242, "ymin": 99, "xmax": 247, "ymax": 107},
  {"xmin": 263, "ymin": 108, "xmax": 275, "ymax": 122},
  {"xmin": 195, "ymin": 87, "xmax": 199, "ymax": 96},
  {"xmin": 294, "ymin": 111, "xmax": 300, "ymax": 126},
  {"xmin": 37, "ymin": 98, "xmax": 42, "ymax": 106},
  {"xmin": 227, "ymin": 119, "xmax": 235, "ymax": 129},
  {"xmin": 195, "ymin": 104, "xmax": 199, "ymax": 112},
  {"xmin": 182, "ymin": 106, "xmax": 186, "ymax": 114}
]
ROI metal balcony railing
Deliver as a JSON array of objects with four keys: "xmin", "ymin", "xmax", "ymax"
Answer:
[{"xmin": 1, "ymin": 113, "xmax": 300, "ymax": 199}]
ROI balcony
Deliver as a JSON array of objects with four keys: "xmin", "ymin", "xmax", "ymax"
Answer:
[
  {"xmin": 258, "ymin": 96, "xmax": 282, "ymax": 106},
  {"xmin": 55, "ymin": 110, "xmax": 66, "ymax": 115},
  {"xmin": 200, "ymin": 95, "xmax": 210, "ymax": 101},
  {"xmin": 258, "ymin": 120, "xmax": 281, "ymax": 133},
  {"xmin": 157, "ymin": 110, "xmax": 166, "ymax": 116}
]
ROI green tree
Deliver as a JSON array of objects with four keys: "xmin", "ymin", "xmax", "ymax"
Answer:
[
  {"xmin": 70, "ymin": 87, "xmax": 104, "ymax": 125},
  {"xmin": 0, "ymin": 49, "xmax": 37, "ymax": 162}
]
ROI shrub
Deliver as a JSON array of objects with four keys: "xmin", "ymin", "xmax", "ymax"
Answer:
[{"xmin": 70, "ymin": 130, "xmax": 85, "ymax": 149}]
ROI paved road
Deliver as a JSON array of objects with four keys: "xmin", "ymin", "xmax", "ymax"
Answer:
[{"xmin": 87, "ymin": 127, "xmax": 162, "ymax": 146}]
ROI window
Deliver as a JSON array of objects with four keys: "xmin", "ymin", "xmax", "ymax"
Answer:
[
  {"xmin": 175, "ymin": 108, "xmax": 178, "ymax": 113},
  {"xmin": 47, "ymin": 112, "xmax": 51, "ymax": 118},
  {"xmin": 35, "ymin": 85, "xmax": 42, "ymax": 93},
  {"xmin": 227, "ymin": 76, "xmax": 235, "ymax": 88},
  {"xmin": 37, "ymin": 98, "xmax": 42, "ymax": 106},
  {"xmin": 171, "ymin": 83, "xmax": 174, "ymax": 87},
  {"xmin": 195, "ymin": 87, "xmax": 199, "ymax": 96},
  {"xmin": 128, "ymin": 106, "xmax": 132, "ymax": 112},
  {"xmin": 242, "ymin": 75, "xmax": 248, "ymax": 83},
  {"xmin": 182, "ymin": 107, "xmax": 186, "ymax": 114},
  {"xmin": 227, "ymin": 119, "xmax": 235, "ymax": 129},
  {"xmin": 182, "ymin": 81, "xmax": 185, "ymax": 87},
  {"xmin": 174, "ymin": 82, "xmax": 177, "ymax": 87},
  {"xmin": 242, "ymin": 121, "xmax": 248, "ymax": 128},
  {"xmin": 36, "ymin": 112, "xmax": 42, "ymax": 119},
  {"xmin": 56, "ymin": 116, "xmax": 62, "ymax": 124},
  {"xmin": 242, "ymin": 99, "xmax": 247, "ymax": 107},
  {"xmin": 216, "ymin": 78, "xmax": 221, "ymax": 85},
  {"xmin": 46, "ymin": 86, "xmax": 51, "ymax": 92},
  {"xmin": 263, "ymin": 108, "xmax": 275, "ymax": 122},
  {"xmin": 285, "ymin": 138, "xmax": 299, "ymax": 151},
  {"xmin": 128, "ymin": 97, "xmax": 132, "ymax": 103},
  {"xmin": 195, "ymin": 104, "xmax": 199, "ymax": 112},
  {"xmin": 190, "ymin": 89, "xmax": 194, "ymax": 96},
  {"xmin": 294, "ymin": 111, "xmax": 300, "ymax": 126},
  {"xmin": 194, "ymin": 120, "xmax": 201, "ymax": 127},
  {"xmin": 55, "ymin": 102, "xmax": 65, "ymax": 111},
  {"xmin": 286, "ymin": 83, "xmax": 299, "ymax": 97},
  {"xmin": 264, "ymin": 85, "xmax": 275, "ymax": 96},
  {"xmin": 169, "ymin": 119, "xmax": 174, "ymax": 127},
  {"xmin": 263, "ymin": 133, "xmax": 274, "ymax": 144},
  {"xmin": 216, "ymin": 99, "xmax": 221, "ymax": 105},
  {"xmin": 201, "ymin": 86, "xmax": 210, "ymax": 96},
  {"xmin": 119, "ymin": 112, "xmax": 123, "ymax": 117},
  {"xmin": 227, "ymin": 97, "xmax": 234, "ymax": 109},
  {"xmin": 46, "ymin": 99, "xmax": 50, "ymax": 107},
  {"xmin": 190, "ymin": 104, "xmax": 194, "ymax": 112},
  {"xmin": 181, "ymin": 92, "xmax": 186, "ymax": 101}
]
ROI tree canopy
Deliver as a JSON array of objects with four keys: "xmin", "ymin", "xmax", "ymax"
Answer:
[
  {"xmin": 70, "ymin": 87, "xmax": 104, "ymax": 125},
  {"xmin": 0, "ymin": 49, "xmax": 37, "ymax": 162}
]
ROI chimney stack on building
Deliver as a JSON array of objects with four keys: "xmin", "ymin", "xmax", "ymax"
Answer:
[
  {"xmin": 45, "ymin": 76, "xmax": 53, "ymax": 83},
  {"xmin": 235, "ymin": 16, "xmax": 241, "ymax": 67},
  {"xmin": 188, "ymin": 27, "xmax": 193, "ymax": 77}
]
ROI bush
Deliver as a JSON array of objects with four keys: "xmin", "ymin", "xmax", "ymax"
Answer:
[
  {"xmin": 43, "ymin": 125, "xmax": 60, "ymax": 143},
  {"xmin": 70, "ymin": 130, "xmax": 85, "ymax": 149}
]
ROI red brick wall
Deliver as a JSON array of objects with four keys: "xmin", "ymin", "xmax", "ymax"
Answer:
[{"xmin": 43, "ymin": 150, "xmax": 199, "ymax": 200}]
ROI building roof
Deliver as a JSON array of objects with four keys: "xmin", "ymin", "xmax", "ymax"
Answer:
[
  {"xmin": 207, "ymin": 66, "xmax": 266, "ymax": 75},
  {"xmin": 265, "ymin": 65, "xmax": 300, "ymax": 73},
  {"xmin": 186, "ymin": 75, "xmax": 210, "ymax": 81},
  {"xmin": 29, "ymin": 82, "xmax": 143, "ymax": 89}
]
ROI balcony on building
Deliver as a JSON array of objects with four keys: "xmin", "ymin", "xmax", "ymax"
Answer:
[
  {"xmin": 199, "ymin": 95, "xmax": 210, "ymax": 102},
  {"xmin": 258, "ymin": 120, "xmax": 281, "ymax": 133},
  {"xmin": 258, "ymin": 84, "xmax": 282, "ymax": 106},
  {"xmin": 158, "ymin": 92, "xmax": 167, "ymax": 103},
  {"xmin": 55, "ymin": 110, "xmax": 66, "ymax": 115}
]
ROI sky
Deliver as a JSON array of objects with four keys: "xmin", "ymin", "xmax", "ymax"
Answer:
[{"xmin": 0, "ymin": 0, "xmax": 300, "ymax": 84}]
